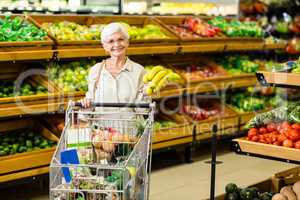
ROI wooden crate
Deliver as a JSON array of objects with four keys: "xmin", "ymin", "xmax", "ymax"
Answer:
[
  {"xmin": 272, "ymin": 166, "xmax": 300, "ymax": 192},
  {"xmin": 153, "ymin": 113, "xmax": 193, "ymax": 150},
  {"xmin": 0, "ymin": 119, "xmax": 59, "ymax": 182},
  {"xmin": 256, "ymin": 71, "xmax": 300, "ymax": 87},
  {"xmin": 234, "ymin": 137, "xmax": 300, "ymax": 162},
  {"xmin": 93, "ymin": 15, "xmax": 179, "ymax": 46},
  {"xmin": 195, "ymin": 106, "xmax": 239, "ymax": 137},
  {"xmin": 0, "ymin": 63, "xmax": 61, "ymax": 105},
  {"xmin": 41, "ymin": 114, "xmax": 65, "ymax": 137},
  {"xmin": 28, "ymin": 14, "xmax": 102, "ymax": 49},
  {"xmin": 215, "ymin": 178, "xmax": 275, "ymax": 200},
  {"xmin": 154, "ymin": 16, "xmax": 227, "ymax": 42},
  {"xmin": 0, "ymin": 15, "xmax": 53, "ymax": 52}
]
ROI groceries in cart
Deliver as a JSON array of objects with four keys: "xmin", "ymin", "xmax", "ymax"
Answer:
[{"xmin": 50, "ymin": 102, "xmax": 154, "ymax": 200}]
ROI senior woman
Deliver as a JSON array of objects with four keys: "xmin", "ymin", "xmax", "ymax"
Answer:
[{"xmin": 81, "ymin": 22, "xmax": 147, "ymax": 109}]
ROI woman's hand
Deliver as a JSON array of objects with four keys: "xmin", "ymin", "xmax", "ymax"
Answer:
[{"xmin": 80, "ymin": 98, "xmax": 91, "ymax": 108}]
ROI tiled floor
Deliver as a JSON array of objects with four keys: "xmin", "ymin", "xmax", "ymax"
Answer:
[{"xmin": 0, "ymin": 143, "xmax": 296, "ymax": 200}]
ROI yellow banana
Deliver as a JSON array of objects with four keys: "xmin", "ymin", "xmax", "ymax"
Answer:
[
  {"xmin": 167, "ymin": 72, "xmax": 182, "ymax": 82},
  {"xmin": 155, "ymin": 75, "xmax": 168, "ymax": 92},
  {"xmin": 145, "ymin": 86, "xmax": 154, "ymax": 96},
  {"xmin": 152, "ymin": 70, "xmax": 168, "ymax": 85},
  {"xmin": 143, "ymin": 65, "xmax": 164, "ymax": 83}
]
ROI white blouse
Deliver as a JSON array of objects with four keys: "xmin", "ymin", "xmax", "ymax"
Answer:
[{"xmin": 85, "ymin": 58, "xmax": 147, "ymax": 115}]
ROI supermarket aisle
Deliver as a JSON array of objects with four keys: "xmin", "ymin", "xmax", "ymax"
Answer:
[{"xmin": 0, "ymin": 143, "xmax": 296, "ymax": 200}]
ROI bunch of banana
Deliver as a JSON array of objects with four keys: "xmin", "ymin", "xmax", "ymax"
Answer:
[{"xmin": 143, "ymin": 65, "xmax": 182, "ymax": 96}]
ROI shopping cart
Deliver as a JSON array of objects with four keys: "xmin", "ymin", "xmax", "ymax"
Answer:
[{"xmin": 50, "ymin": 102, "xmax": 155, "ymax": 200}]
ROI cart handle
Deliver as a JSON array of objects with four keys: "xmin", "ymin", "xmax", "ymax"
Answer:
[{"xmin": 70, "ymin": 101, "xmax": 154, "ymax": 109}]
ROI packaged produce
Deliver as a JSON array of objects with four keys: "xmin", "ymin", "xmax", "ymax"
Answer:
[{"xmin": 0, "ymin": 16, "xmax": 47, "ymax": 42}]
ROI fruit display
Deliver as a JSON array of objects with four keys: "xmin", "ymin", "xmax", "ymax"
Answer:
[
  {"xmin": 173, "ymin": 63, "xmax": 227, "ymax": 82},
  {"xmin": 154, "ymin": 119, "xmax": 177, "ymax": 131},
  {"xmin": 245, "ymin": 102, "xmax": 300, "ymax": 129},
  {"xmin": 271, "ymin": 181, "xmax": 300, "ymax": 200},
  {"xmin": 246, "ymin": 120, "xmax": 300, "ymax": 149},
  {"xmin": 224, "ymin": 182, "xmax": 275, "ymax": 200},
  {"xmin": 180, "ymin": 101, "xmax": 223, "ymax": 121},
  {"xmin": 286, "ymin": 38, "xmax": 300, "ymax": 54},
  {"xmin": 0, "ymin": 81, "xmax": 48, "ymax": 98},
  {"xmin": 42, "ymin": 21, "xmax": 104, "ymax": 41},
  {"xmin": 47, "ymin": 60, "xmax": 96, "ymax": 92},
  {"xmin": 143, "ymin": 65, "xmax": 183, "ymax": 96},
  {"xmin": 168, "ymin": 17, "xmax": 221, "ymax": 38},
  {"xmin": 227, "ymin": 88, "xmax": 275, "ymax": 113},
  {"xmin": 42, "ymin": 20, "xmax": 169, "ymax": 41},
  {"xmin": 217, "ymin": 55, "xmax": 260, "ymax": 74},
  {"xmin": 125, "ymin": 23, "xmax": 169, "ymax": 40},
  {"xmin": 208, "ymin": 16, "xmax": 264, "ymax": 38},
  {"xmin": 0, "ymin": 16, "xmax": 47, "ymax": 42},
  {"xmin": 0, "ymin": 129, "xmax": 56, "ymax": 156}
]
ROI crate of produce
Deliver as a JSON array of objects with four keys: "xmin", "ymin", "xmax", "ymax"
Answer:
[
  {"xmin": 29, "ymin": 15, "xmax": 178, "ymax": 48},
  {"xmin": 0, "ymin": 15, "xmax": 53, "ymax": 51},
  {"xmin": 46, "ymin": 59, "xmax": 96, "ymax": 99},
  {"xmin": 154, "ymin": 16, "xmax": 227, "ymax": 42},
  {"xmin": 152, "ymin": 112, "xmax": 193, "ymax": 150},
  {"xmin": 28, "ymin": 14, "xmax": 103, "ymax": 48},
  {"xmin": 93, "ymin": 15, "xmax": 179, "ymax": 45},
  {"xmin": 0, "ymin": 63, "xmax": 61, "ymax": 105},
  {"xmin": 0, "ymin": 118, "xmax": 58, "ymax": 180},
  {"xmin": 160, "ymin": 54, "xmax": 229, "ymax": 83},
  {"xmin": 165, "ymin": 98, "xmax": 239, "ymax": 138},
  {"xmin": 234, "ymin": 102, "xmax": 300, "ymax": 163},
  {"xmin": 226, "ymin": 87, "xmax": 276, "ymax": 126}
]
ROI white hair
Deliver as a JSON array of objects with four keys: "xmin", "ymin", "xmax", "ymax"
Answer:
[{"xmin": 101, "ymin": 22, "xmax": 130, "ymax": 43}]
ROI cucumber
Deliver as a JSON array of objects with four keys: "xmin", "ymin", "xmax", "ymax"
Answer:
[
  {"xmin": 226, "ymin": 192, "xmax": 239, "ymax": 200},
  {"xmin": 225, "ymin": 183, "xmax": 238, "ymax": 194}
]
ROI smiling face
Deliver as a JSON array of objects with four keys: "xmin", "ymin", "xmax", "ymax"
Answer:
[{"xmin": 102, "ymin": 31, "xmax": 129, "ymax": 58}]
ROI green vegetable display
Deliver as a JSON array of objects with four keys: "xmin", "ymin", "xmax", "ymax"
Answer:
[
  {"xmin": 208, "ymin": 16, "xmax": 264, "ymax": 38},
  {"xmin": 245, "ymin": 102, "xmax": 300, "ymax": 128},
  {"xmin": 47, "ymin": 60, "xmax": 96, "ymax": 92},
  {"xmin": 0, "ymin": 129, "xmax": 56, "ymax": 156},
  {"xmin": 0, "ymin": 16, "xmax": 47, "ymax": 42},
  {"xmin": 217, "ymin": 55, "xmax": 259, "ymax": 74},
  {"xmin": 0, "ymin": 81, "xmax": 47, "ymax": 98}
]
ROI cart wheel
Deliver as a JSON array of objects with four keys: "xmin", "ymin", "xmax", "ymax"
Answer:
[{"xmin": 184, "ymin": 145, "xmax": 193, "ymax": 163}]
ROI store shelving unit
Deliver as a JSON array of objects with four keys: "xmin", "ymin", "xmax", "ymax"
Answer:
[
  {"xmin": 233, "ymin": 71, "xmax": 300, "ymax": 164},
  {"xmin": 0, "ymin": 14, "xmax": 289, "ymax": 182}
]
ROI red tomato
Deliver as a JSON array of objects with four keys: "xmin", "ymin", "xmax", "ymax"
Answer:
[
  {"xmin": 273, "ymin": 141, "xmax": 281, "ymax": 146},
  {"xmin": 248, "ymin": 128, "xmax": 258, "ymax": 135},
  {"xmin": 281, "ymin": 121, "xmax": 291, "ymax": 130},
  {"xmin": 267, "ymin": 123, "xmax": 277, "ymax": 132},
  {"xmin": 247, "ymin": 131, "xmax": 258, "ymax": 138},
  {"xmin": 259, "ymin": 127, "xmax": 267, "ymax": 134},
  {"xmin": 271, "ymin": 135, "xmax": 278, "ymax": 143},
  {"xmin": 294, "ymin": 141, "xmax": 300, "ymax": 149},
  {"xmin": 278, "ymin": 134, "xmax": 287, "ymax": 143},
  {"xmin": 287, "ymin": 129, "xmax": 300, "ymax": 141},
  {"xmin": 247, "ymin": 136, "xmax": 252, "ymax": 141},
  {"xmin": 251, "ymin": 135, "xmax": 259, "ymax": 142},
  {"xmin": 259, "ymin": 135, "xmax": 265, "ymax": 140},
  {"xmin": 282, "ymin": 139, "xmax": 294, "ymax": 148},
  {"xmin": 292, "ymin": 123, "xmax": 300, "ymax": 130},
  {"xmin": 259, "ymin": 139, "xmax": 266, "ymax": 144},
  {"xmin": 265, "ymin": 137, "xmax": 272, "ymax": 144}
]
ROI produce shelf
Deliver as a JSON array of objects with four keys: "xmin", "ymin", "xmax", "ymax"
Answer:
[
  {"xmin": 233, "ymin": 137, "xmax": 300, "ymax": 164},
  {"xmin": 256, "ymin": 71, "xmax": 300, "ymax": 88},
  {"xmin": 0, "ymin": 50, "xmax": 53, "ymax": 62}
]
